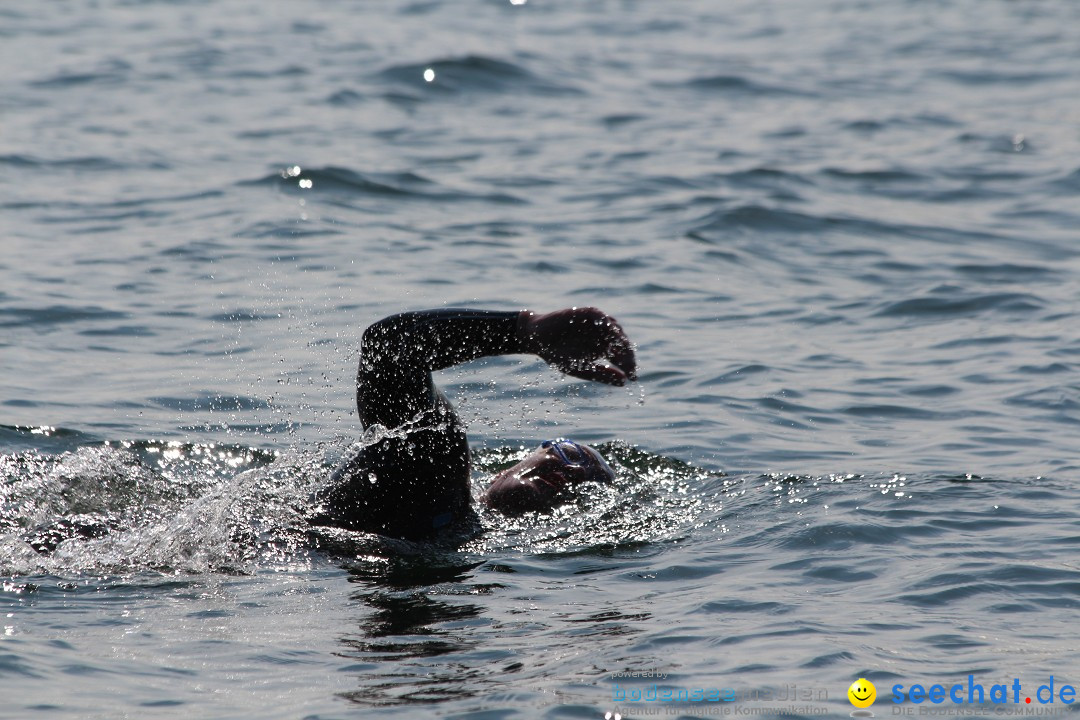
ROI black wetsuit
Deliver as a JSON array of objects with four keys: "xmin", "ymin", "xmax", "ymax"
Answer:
[{"xmin": 311, "ymin": 309, "xmax": 526, "ymax": 540}]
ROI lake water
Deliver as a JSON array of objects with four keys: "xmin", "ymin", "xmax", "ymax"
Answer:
[{"xmin": 3, "ymin": 1, "xmax": 1080, "ymax": 718}]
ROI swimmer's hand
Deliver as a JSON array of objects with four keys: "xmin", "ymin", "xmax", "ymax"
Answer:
[{"xmin": 518, "ymin": 307, "xmax": 637, "ymax": 386}]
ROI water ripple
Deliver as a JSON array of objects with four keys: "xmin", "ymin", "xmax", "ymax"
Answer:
[
  {"xmin": 875, "ymin": 292, "xmax": 1045, "ymax": 319},
  {"xmin": 376, "ymin": 54, "xmax": 581, "ymax": 97},
  {"xmin": 245, "ymin": 166, "xmax": 526, "ymax": 205}
]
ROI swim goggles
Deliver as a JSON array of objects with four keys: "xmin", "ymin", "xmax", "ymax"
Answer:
[
  {"xmin": 541, "ymin": 438, "xmax": 615, "ymax": 482},
  {"xmin": 542, "ymin": 438, "xmax": 588, "ymax": 466}
]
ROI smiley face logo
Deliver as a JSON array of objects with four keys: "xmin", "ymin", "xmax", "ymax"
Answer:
[{"xmin": 848, "ymin": 678, "xmax": 876, "ymax": 708}]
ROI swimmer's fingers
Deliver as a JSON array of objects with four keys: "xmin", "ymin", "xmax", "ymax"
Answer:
[
  {"xmin": 575, "ymin": 310, "xmax": 636, "ymax": 382},
  {"xmin": 603, "ymin": 319, "xmax": 637, "ymax": 382},
  {"xmin": 563, "ymin": 360, "xmax": 629, "ymax": 386},
  {"xmin": 554, "ymin": 316, "xmax": 635, "ymax": 385},
  {"xmin": 523, "ymin": 306, "xmax": 638, "ymax": 385}
]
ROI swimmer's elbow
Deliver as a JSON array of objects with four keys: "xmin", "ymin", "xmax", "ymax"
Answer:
[{"xmin": 360, "ymin": 318, "xmax": 397, "ymax": 365}]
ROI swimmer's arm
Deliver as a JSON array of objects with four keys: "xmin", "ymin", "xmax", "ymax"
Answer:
[
  {"xmin": 357, "ymin": 308, "xmax": 525, "ymax": 427},
  {"xmin": 357, "ymin": 307, "xmax": 636, "ymax": 427},
  {"xmin": 361, "ymin": 309, "xmax": 527, "ymax": 376}
]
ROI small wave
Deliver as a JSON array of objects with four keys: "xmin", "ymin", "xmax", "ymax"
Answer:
[
  {"xmin": 227, "ymin": 64, "xmax": 308, "ymax": 80},
  {"xmin": 235, "ymin": 125, "xmax": 313, "ymax": 139},
  {"xmin": 772, "ymin": 518, "xmax": 939, "ymax": 553},
  {"xmin": 244, "ymin": 165, "xmax": 526, "ymax": 205},
  {"xmin": 901, "ymin": 384, "xmax": 960, "ymax": 398},
  {"xmin": 1047, "ymin": 167, "xmax": 1080, "ymax": 195},
  {"xmin": 955, "ymin": 132, "xmax": 1036, "ymax": 154},
  {"xmin": 0, "ymin": 154, "xmax": 130, "ymax": 171},
  {"xmin": 2, "ymin": 190, "xmax": 214, "ymax": 216},
  {"xmin": 376, "ymin": 54, "xmax": 580, "ymax": 96},
  {"xmin": 802, "ymin": 565, "xmax": 877, "ymax": 583},
  {"xmin": 29, "ymin": 67, "xmax": 130, "ymax": 89},
  {"xmin": 209, "ymin": 308, "xmax": 281, "ymax": 323},
  {"xmin": 718, "ymin": 167, "xmax": 814, "ymax": 193},
  {"xmin": 821, "ymin": 166, "xmax": 1001, "ymax": 203},
  {"xmin": 325, "ymin": 88, "xmax": 366, "ymax": 106},
  {"xmin": 841, "ymin": 113, "xmax": 960, "ymax": 135},
  {"xmin": 1004, "ymin": 388, "xmax": 1080, "ymax": 412},
  {"xmin": 954, "ymin": 262, "xmax": 1058, "ymax": 283},
  {"xmin": 932, "ymin": 335, "xmax": 1016, "ymax": 350},
  {"xmin": 0, "ymin": 304, "xmax": 128, "ymax": 329},
  {"xmin": 937, "ymin": 69, "xmax": 1064, "ymax": 86},
  {"xmin": 678, "ymin": 74, "xmax": 810, "ymax": 97},
  {"xmin": 842, "ymin": 119, "xmax": 886, "ymax": 134},
  {"xmin": 703, "ymin": 365, "xmax": 771, "ymax": 386},
  {"xmin": 601, "ymin": 113, "xmax": 646, "ymax": 128},
  {"xmin": 149, "ymin": 394, "xmax": 273, "ymax": 412},
  {"xmin": 0, "ymin": 425, "xmax": 96, "ymax": 454},
  {"xmin": 875, "ymin": 292, "xmax": 1044, "ymax": 319},
  {"xmin": 840, "ymin": 404, "xmax": 948, "ymax": 421},
  {"xmin": 698, "ymin": 598, "xmax": 791, "ymax": 614},
  {"xmin": 687, "ymin": 204, "xmax": 823, "ymax": 235},
  {"xmin": 151, "ymin": 42, "xmax": 306, "ymax": 80},
  {"xmin": 687, "ymin": 202, "xmax": 1013, "ymax": 244},
  {"xmin": 243, "ymin": 166, "xmax": 432, "ymax": 196},
  {"xmin": 801, "ymin": 650, "xmax": 857, "ymax": 668},
  {"xmin": 235, "ymin": 221, "xmax": 346, "ymax": 240},
  {"xmin": 821, "ymin": 166, "xmax": 925, "ymax": 184},
  {"xmin": 1015, "ymin": 363, "xmax": 1071, "ymax": 376},
  {"xmin": 897, "ymin": 579, "xmax": 999, "ymax": 608},
  {"xmin": 684, "ymin": 204, "xmax": 900, "ymax": 238},
  {"xmin": 77, "ymin": 324, "xmax": 156, "ymax": 337}
]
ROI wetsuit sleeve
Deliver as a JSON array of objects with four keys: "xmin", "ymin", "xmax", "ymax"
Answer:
[
  {"xmin": 313, "ymin": 309, "xmax": 528, "ymax": 540},
  {"xmin": 357, "ymin": 309, "xmax": 526, "ymax": 429}
]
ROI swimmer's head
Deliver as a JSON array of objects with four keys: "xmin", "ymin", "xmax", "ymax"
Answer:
[
  {"xmin": 501, "ymin": 438, "xmax": 616, "ymax": 491},
  {"xmin": 482, "ymin": 439, "xmax": 616, "ymax": 514},
  {"xmin": 538, "ymin": 439, "xmax": 615, "ymax": 485}
]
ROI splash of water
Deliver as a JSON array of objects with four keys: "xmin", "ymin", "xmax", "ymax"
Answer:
[{"xmin": 2, "ymin": 428, "xmax": 713, "ymax": 576}]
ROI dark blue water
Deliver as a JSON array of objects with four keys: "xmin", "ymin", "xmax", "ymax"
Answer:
[{"xmin": 3, "ymin": 1, "xmax": 1080, "ymax": 718}]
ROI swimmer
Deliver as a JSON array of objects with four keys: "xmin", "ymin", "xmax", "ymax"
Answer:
[{"xmin": 310, "ymin": 307, "xmax": 637, "ymax": 540}]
